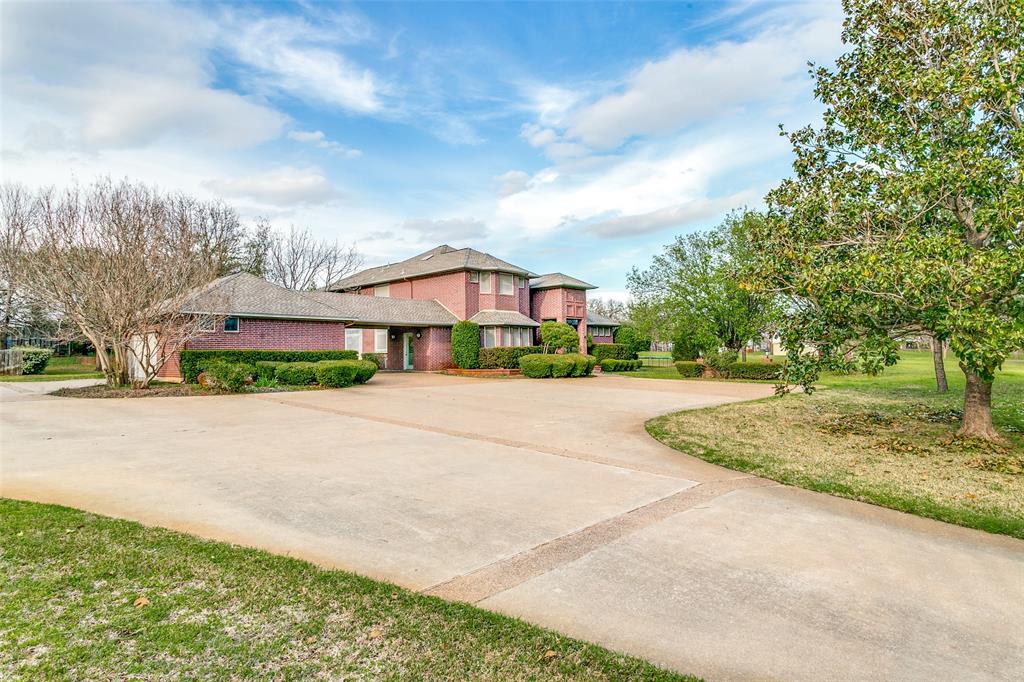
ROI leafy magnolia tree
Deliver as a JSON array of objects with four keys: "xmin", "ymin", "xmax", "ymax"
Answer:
[
  {"xmin": 19, "ymin": 179, "xmax": 240, "ymax": 387},
  {"xmin": 539, "ymin": 321, "xmax": 579, "ymax": 353},
  {"xmin": 751, "ymin": 0, "xmax": 1023, "ymax": 441},
  {"xmin": 628, "ymin": 210, "xmax": 779, "ymax": 360}
]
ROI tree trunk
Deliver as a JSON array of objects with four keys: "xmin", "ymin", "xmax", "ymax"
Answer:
[
  {"xmin": 741, "ymin": 346, "xmax": 747, "ymax": 362},
  {"xmin": 931, "ymin": 335, "xmax": 948, "ymax": 393},
  {"xmin": 958, "ymin": 364, "xmax": 1003, "ymax": 442}
]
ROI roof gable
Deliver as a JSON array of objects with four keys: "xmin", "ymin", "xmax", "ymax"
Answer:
[
  {"xmin": 327, "ymin": 245, "xmax": 536, "ymax": 290},
  {"xmin": 529, "ymin": 273, "xmax": 597, "ymax": 290}
]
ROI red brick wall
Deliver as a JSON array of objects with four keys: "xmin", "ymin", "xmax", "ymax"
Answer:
[
  {"xmin": 159, "ymin": 317, "xmax": 349, "ymax": 379},
  {"xmin": 530, "ymin": 288, "xmax": 588, "ymax": 349},
  {"xmin": 591, "ymin": 332, "xmax": 614, "ymax": 344},
  {"xmin": 360, "ymin": 271, "xmax": 467, "ymax": 319},
  {"xmin": 386, "ymin": 328, "xmax": 452, "ymax": 370}
]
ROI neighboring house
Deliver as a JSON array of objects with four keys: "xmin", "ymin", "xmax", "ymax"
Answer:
[{"xmin": 159, "ymin": 244, "xmax": 620, "ymax": 378}]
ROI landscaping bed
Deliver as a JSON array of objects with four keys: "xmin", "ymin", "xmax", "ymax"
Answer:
[
  {"xmin": 0, "ymin": 498, "xmax": 693, "ymax": 681},
  {"xmin": 647, "ymin": 353, "xmax": 1024, "ymax": 538},
  {"xmin": 443, "ymin": 367, "xmax": 522, "ymax": 377},
  {"xmin": 49, "ymin": 383, "xmax": 323, "ymax": 399}
]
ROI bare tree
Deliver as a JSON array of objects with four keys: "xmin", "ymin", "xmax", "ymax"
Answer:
[
  {"xmin": 0, "ymin": 184, "xmax": 35, "ymax": 348},
  {"xmin": 19, "ymin": 179, "xmax": 238, "ymax": 387},
  {"xmin": 587, "ymin": 297, "xmax": 628, "ymax": 321},
  {"xmin": 261, "ymin": 222, "xmax": 363, "ymax": 290}
]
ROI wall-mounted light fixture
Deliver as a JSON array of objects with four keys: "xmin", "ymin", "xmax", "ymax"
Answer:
[
  {"xmin": 415, "ymin": 331, "xmax": 422, "ymax": 339},
  {"xmin": 389, "ymin": 334, "xmax": 396, "ymax": 340}
]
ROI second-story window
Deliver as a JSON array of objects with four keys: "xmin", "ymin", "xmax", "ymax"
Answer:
[
  {"xmin": 469, "ymin": 271, "xmax": 479, "ymax": 283},
  {"xmin": 480, "ymin": 272, "xmax": 492, "ymax": 294},
  {"xmin": 499, "ymin": 273, "xmax": 514, "ymax": 295},
  {"xmin": 374, "ymin": 284, "xmax": 390, "ymax": 297}
]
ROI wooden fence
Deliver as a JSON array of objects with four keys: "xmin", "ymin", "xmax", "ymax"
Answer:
[{"xmin": 0, "ymin": 348, "xmax": 24, "ymax": 375}]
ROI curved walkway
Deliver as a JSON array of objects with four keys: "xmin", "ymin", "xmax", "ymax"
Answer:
[{"xmin": 1, "ymin": 373, "xmax": 1021, "ymax": 680}]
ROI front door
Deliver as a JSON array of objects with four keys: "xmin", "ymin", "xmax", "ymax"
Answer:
[{"xmin": 403, "ymin": 333, "xmax": 414, "ymax": 370}]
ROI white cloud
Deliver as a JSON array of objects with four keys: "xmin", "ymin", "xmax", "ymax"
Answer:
[
  {"xmin": 224, "ymin": 13, "xmax": 383, "ymax": 114},
  {"xmin": 584, "ymin": 192, "xmax": 757, "ymax": 238},
  {"xmin": 287, "ymin": 130, "xmax": 362, "ymax": 158},
  {"xmin": 519, "ymin": 3, "xmax": 842, "ymax": 152},
  {"xmin": 1, "ymin": 1, "xmax": 286, "ymax": 151},
  {"xmin": 400, "ymin": 217, "xmax": 487, "ymax": 241},
  {"xmin": 495, "ymin": 170, "xmax": 530, "ymax": 197},
  {"xmin": 203, "ymin": 166, "xmax": 341, "ymax": 206}
]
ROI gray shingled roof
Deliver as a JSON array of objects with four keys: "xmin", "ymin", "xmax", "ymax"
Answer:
[
  {"xmin": 304, "ymin": 292, "xmax": 458, "ymax": 326},
  {"xmin": 328, "ymin": 244, "xmax": 536, "ymax": 290},
  {"xmin": 586, "ymin": 310, "xmax": 622, "ymax": 327},
  {"xmin": 529, "ymin": 273, "xmax": 596, "ymax": 290},
  {"xmin": 468, "ymin": 309, "xmax": 541, "ymax": 327},
  {"xmin": 180, "ymin": 272, "xmax": 458, "ymax": 326}
]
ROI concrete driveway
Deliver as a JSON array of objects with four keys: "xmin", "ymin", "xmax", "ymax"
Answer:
[{"xmin": 2, "ymin": 373, "xmax": 1022, "ymax": 681}]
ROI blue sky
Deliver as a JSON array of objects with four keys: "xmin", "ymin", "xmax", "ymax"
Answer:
[{"xmin": 2, "ymin": 0, "xmax": 844, "ymax": 299}]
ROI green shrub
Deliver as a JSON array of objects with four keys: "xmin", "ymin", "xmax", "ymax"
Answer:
[
  {"xmin": 613, "ymin": 325, "xmax": 650, "ymax": 357},
  {"xmin": 674, "ymin": 361, "xmax": 703, "ymax": 377},
  {"xmin": 518, "ymin": 354, "xmax": 552, "ymax": 378},
  {"xmin": 451, "ymin": 321, "xmax": 480, "ymax": 369},
  {"xmin": 362, "ymin": 352, "xmax": 386, "ymax": 369},
  {"xmin": 569, "ymin": 354, "xmax": 591, "ymax": 377},
  {"xmin": 592, "ymin": 343, "xmax": 632, "ymax": 362},
  {"xmin": 722, "ymin": 361, "xmax": 784, "ymax": 380},
  {"xmin": 550, "ymin": 355, "xmax": 574, "ymax": 378},
  {"xmin": 15, "ymin": 346, "xmax": 54, "ymax": 375},
  {"xmin": 254, "ymin": 361, "xmax": 283, "ymax": 381},
  {"xmin": 670, "ymin": 331, "xmax": 708, "ymax": 361},
  {"xmin": 704, "ymin": 350, "xmax": 739, "ymax": 373},
  {"xmin": 518, "ymin": 353, "xmax": 593, "ymax": 378},
  {"xmin": 315, "ymin": 361, "xmax": 359, "ymax": 388},
  {"xmin": 201, "ymin": 360, "xmax": 253, "ymax": 392},
  {"xmin": 600, "ymin": 358, "xmax": 641, "ymax": 372},
  {"xmin": 478, "ymin": 346, "xmax": 543, "ymax": 369},
  {"xmin": 180, "ymin": 349, "xmax": 358, "ymax": 383},
  {"xmin": 352, "ymin": 359, "xmax": 378, "ymax": 384},
  {"xmin": 275, "ymin": 362, "xmax": 319, "ymax": 386},
  {"xmin": 539, "ymin": 321, "xmax": 579, "ymax": 353}
]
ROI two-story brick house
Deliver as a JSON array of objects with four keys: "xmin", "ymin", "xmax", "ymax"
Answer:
[{"xmin": 159, "ymin": 244, "xmax": 620, "ymax": 377}]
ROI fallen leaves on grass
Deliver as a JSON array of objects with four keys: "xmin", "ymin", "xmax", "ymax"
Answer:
[{"xmin": 133, "ymin": 597, "xmax": 150, "ymax": 608}]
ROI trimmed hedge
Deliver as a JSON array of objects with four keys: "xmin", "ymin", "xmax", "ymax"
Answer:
[
  {"xmin": 201, "ymin": 360, "xmax": 253, "ymax": 392},
  {"xmin": 315, "ymin": 361, "xmax": 359, "ymax": 388},
  {"xmin": 518, "ymin": 353, "xmax": 595, "ymax": 378},
  {"xmin": 478, "ymin": 346, "xmax": 543, "ymax": 369},
  {"xmin": 181, "ymin": 349, "xmax": 357, "ymax": 383},
  {"xmin": 600, "ymin": 358, "xmax": 642, "ymax": 372},
  {"xmin": 452, "ymin": 321, "xmax": 481, "ymax": 369},
  {"xmin": 674, "ymin": 361, "xmax": 703, "ymax": 377},
  {"xmin": 254, "ymin": 361, "xmax": 282, "ymax": 381},
  {"xmin": 592, "ymin": 343, "xmax": 632, "ymax": 362},
  {"xmin": 722, "ymin": 361, "xmax": 784, "ymax": 380},
  {"xmin": 352, "ymin": 359, "xmax": 377, "ymax": 384},
  {"xmin": 275, "ymin": 362, "xmax": 319, "ymax": 386},
  {"xmin": 15, "ymin": 346, "xmax": 54, "ymax": 375}
]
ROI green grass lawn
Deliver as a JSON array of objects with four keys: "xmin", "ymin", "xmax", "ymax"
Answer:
[
  {"xmin": 647, "ymin": 351, "xmax": 1024, "ymax": 538},
  {"xmin": 0, "ymin": 499, "xmax": 694, "ymax": 681},
  {"xmin": 0, "ymin": 355, "xmax": 103, "ymax": 382}
]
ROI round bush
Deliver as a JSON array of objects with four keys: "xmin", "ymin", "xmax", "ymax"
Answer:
[
  {"xmin": 519, "ymin": 353, "xmax": 552, "ymax": 378},
  {"xmin": 275, "ymin": 362, "xmax": 319, "ymax": 385},
  {"xmin": 315, "ymin": 361, "xmax": 359, "ymax": 388},
  {"xmin": 352, "ymin": 359, "xmax": 378, "ymax": 384},
  {"xmin": 201, "ymin": 360, "xmax": 253, "ymax": 392},
  {"xmin": 15, "ymin": 346, "xmax": 54, "ymax": 375},
  {"xmin": 674, "ymin": 361, "xmax": 703, "ymax": 377},
  {"xmin": 550, "ymin": 355, "xmax": 574, "ymax": 378}
]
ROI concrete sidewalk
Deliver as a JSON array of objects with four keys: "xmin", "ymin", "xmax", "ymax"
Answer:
[{"xmin": 2, "ymin": 372, "xmax": 1021, "ymax": 680}]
